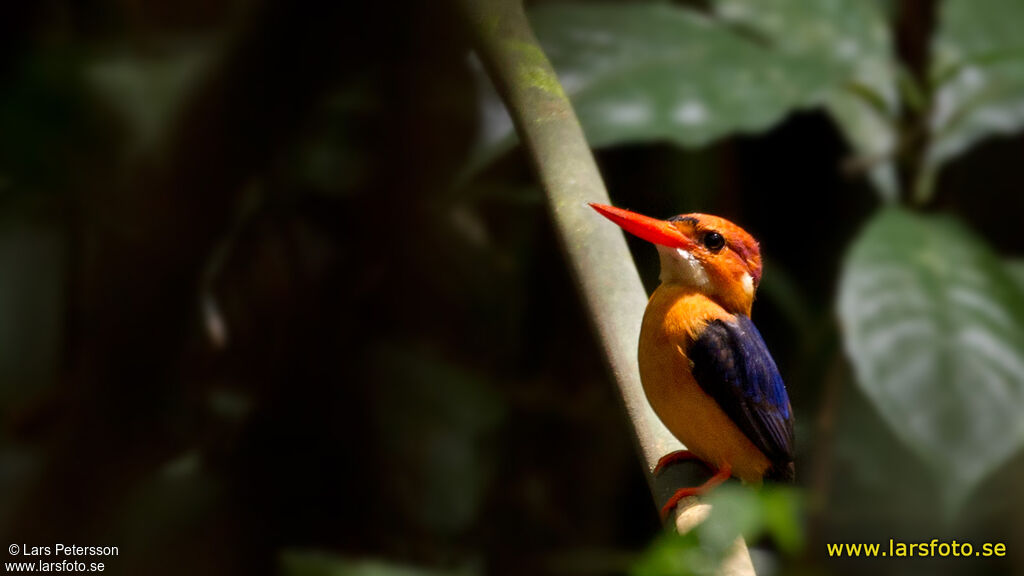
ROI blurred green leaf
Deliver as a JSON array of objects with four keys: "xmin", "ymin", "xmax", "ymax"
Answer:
[
  {"xmin": 756, "ymin": 488, "xmax": 804, "ymax": 554},
  {"xmin": 1007, "ymin": 260, "xmax": 1024, "ymax": 291},
  {"xmin": 927, "ymin": 0, "xmax": 1024, "ymax": 181},
  {"xmin": 112, "ymin": 451, "xmax": 229, "ymax": 574},
  {"xmin": 464, "ymin": 2, "xmax": 847, "ymax": 183},
  {"xmin": 86, "ymin": 46, "xmax": 212, "ymax": 154},
  {"xmin": 630, "ymin": 530, "xmax": 709, "ymax": 576},
  {"xmin": 631, "ymin": 485, "xmax": 804, "ymax": 576},
  {"xmin": 699, "ymin": 485, "xmax": 761, "ymax": 553},
  {"xmin": 533, "ymin": 3, "xmax": 841, "ymax": 146},
  {"xmin": 703, "ymin": 485, "xmax": 804, "ymax": 555},
  {"xmin": 837, "ymin": 209, "xmax": 1024, "ymax": 512},
  {"xmin": 708, "ymin": 0, "xmax": 899, "ymax": 199},
  {"xmin": 280, "ymin": 552, "xmax": 475, "ymax": 576}
]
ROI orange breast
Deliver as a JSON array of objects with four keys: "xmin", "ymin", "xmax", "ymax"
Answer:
[{"xmin": 638, "ymin": 284, "xmax": 771, "ymax": 483}]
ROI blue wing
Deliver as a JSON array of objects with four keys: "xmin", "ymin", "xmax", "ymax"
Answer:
[{"xmin": 688, "ymin": 314, "xmax": 794, "ymax": 478}]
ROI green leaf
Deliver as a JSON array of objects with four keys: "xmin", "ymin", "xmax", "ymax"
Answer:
[
  {"xmin": 934, "ymin": 0, "xmax": 1024, "ymax": 64},
  {"xmin": 709, "ymin": 0, "xmax": 899, "ymax": 199},
  {"xmin": 757, "ymin": 488, "xmax": 805, "ymax": 554},
  {"xmin": 631, "ymin": 485, "xmax": 804, "ymax": 576},
  {"xmin": 702, "ymin": 485, "xmax": 804, "ymax": 555},
  {"xmin": 837, "ymin": 209, "xmax": 1024, "ymax": 512},
  {"xmin": 535, "ymin": 3, "xmax": 842, "ymax": 146},
  {"xmin": 463, "ymin": 2, "xmax": 847, "ymax": 183},
  {"xmin": 630, "ymin": 530, "xmax": 709, "ymax": 576},
  {"xmin": 699, "ymin": 485, "xmax": 761, "ymax": 553},
  {"xmin": 1007, "ymin": 260, "xmax": 1024, "ymax": 290},
  {"xmin": 86, "ymin": 46, "xmax": 212, "ymax": 154},
  {"xmin": 928, "ymin": 0, "xmax": 1024, "ymax": 176}
]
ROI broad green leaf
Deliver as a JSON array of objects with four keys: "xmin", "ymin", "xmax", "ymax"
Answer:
[
  {"xmin": 631, "ymin": 485, "xmax": 804, "ymax": 576},
  {"xmin": 702, "ymin": 485, "xmax": 804, "ymax": 556},
  {"xmin": 1007, "ymin": 260, "xmax": 1024, "ymax": 290},
  {"xmin": 631, "ymin": 530, "xmax": 708, "ymax": 576},
  {"xmin": 710, "ymin": 0, "xmax": 899, "ymax": 199},
  {"xmin": 837, "ymin": 209, "xmax": 1024, "ymax": 512},
  {"xmin": 928, "ymin": 0, "xmax": 1024, "ymax": 177},
  {"xmin": 934, "ymin": 0, "xmax": 1024, "ymax": 67},
  {"xmin": 463, "ymin": 3, "xmax": 846, "ymax": 184},
  {"xmin": 533, "ymin": 4, "xmax": 841, "ymax": 146}
]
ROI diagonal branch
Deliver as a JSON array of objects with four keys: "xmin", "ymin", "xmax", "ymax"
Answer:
[
  {"xmin": 453, "ymin": 5, "xmax": 756, "ymax": 566},
  {"xmin": 455, "ymin": 0, "xmax": 676, "ymax": 493}
]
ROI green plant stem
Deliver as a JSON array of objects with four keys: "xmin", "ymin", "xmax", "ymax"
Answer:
[
  {"xmin": 454, "ymin": 0, "xmax": 696, "ymax": 506},
  {"xmin": 454, "ymin": 5, "xmax": 762, "ymax": 570},
  {"xmin": 894, "ymin": 0, "xmax": 938, "ymax": 204},
  {"xmin": 455, "ymin": 0, "xmax": 682, "ymax": 490}
]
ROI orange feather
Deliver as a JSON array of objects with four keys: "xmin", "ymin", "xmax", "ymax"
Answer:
[{"xmin": 639, "ymin": 283, "xmax": 772, "ymax": 483}]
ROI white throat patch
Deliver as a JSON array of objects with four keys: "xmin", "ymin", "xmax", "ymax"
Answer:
[
  {"xmin": 741, "ymin": 272, "xmax": 754, "ymax": 298},
  {"xmin": 656, "ymin": 245, "xmax": 710, "ymax": 288}
]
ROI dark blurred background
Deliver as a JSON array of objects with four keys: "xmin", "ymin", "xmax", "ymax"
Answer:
[{"xmin": 2, "ymin": 1, "xmax": 1024, "ymax": 575}]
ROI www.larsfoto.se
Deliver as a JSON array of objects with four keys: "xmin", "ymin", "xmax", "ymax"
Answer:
[
  {"xmin": 828, "ymin": 540, "xmax": 1007, "ymax": 558},
  {"xmin": 5, "ymin": 559, "xmax": 107, "ymax": 572}
]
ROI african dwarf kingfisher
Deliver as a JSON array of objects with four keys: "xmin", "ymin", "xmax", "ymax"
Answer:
[{"xmin": 590, "ymin": 203, "xmax": 794, "ymax": 520}]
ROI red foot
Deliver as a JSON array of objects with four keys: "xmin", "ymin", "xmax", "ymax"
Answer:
[
  {"xmin": 659, "ymin": 463, "xmax": 733, "ymax": 522},
  {"xmin": 653, "ymin": 450, "xmax": 703, "ymax": 476}
]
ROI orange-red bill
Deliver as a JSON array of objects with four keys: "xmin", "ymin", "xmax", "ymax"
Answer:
[{"xmin": 589, "ymin": 203, "xmax": 694, "ymax": 250}]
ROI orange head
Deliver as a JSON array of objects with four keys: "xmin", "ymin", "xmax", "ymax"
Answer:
[{"xmin": 590, "ymin": 203, "xmax": 762, "ymax": 315}]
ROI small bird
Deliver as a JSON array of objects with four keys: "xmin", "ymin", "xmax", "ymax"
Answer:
[{"xmin": 590, "ymin": 203, "xmax": 794, "ymax": 520}]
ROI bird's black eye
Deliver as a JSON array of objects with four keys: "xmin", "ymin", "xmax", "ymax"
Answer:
[{"xmin": 702, "ymin": 231, "xmax": 725, "ymax": 252}]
